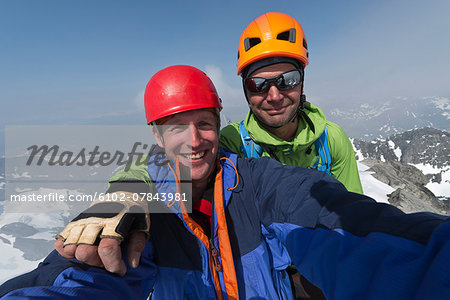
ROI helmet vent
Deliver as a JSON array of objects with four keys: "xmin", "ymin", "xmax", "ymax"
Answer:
[
  {"xmin": 277, "ymin": 28, "xmax": 296, "ymax": 43},
  {"xmin": 244, "ymin": 37, "xmax": 261, "ymax": 51},
  {"xmin": 303, "ymin": 38, "xmax": 308, "ymax": 50}
]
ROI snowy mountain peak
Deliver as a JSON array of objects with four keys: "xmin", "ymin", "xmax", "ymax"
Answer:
[{"xmin": 325, "ymin": 96, "xmax": 450, "ymax": 140}]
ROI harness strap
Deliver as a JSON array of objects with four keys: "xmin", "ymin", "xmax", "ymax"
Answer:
[
  {"xmin": 239, "ymin": 120, "xmax": 262, "ymax": 158},
  {"xmin": 239, "ymin": 120, "xmax": 332, "ymax": 175},
  {"xmin": 311, "ymin": 126, "xmax": 332, "ymax": 175}
]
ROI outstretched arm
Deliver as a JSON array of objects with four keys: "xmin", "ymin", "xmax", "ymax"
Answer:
[{"xmin": 248, "ymin": 157, "xmax": 449, "ymax": 299}]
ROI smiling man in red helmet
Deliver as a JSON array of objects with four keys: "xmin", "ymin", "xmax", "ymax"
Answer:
[
  {"xmin": 145, "ymin": 65, "xmax": 222, "ymax": 200},
  {"xmin": 1, "ymin": 65, "xmax": 449, "ymax": 300}
]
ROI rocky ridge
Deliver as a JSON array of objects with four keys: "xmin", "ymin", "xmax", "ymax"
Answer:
[{"xmin": 353, "ymin": 127, "xmax": 449, "ymax": 215}]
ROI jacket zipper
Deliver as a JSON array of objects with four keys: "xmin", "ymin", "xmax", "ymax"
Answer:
[{"xmin": 209, "ymin": 238, "xmax": 223, "ymax": 272}]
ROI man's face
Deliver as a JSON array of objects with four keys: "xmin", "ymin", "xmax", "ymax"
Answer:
[
  {"xmin": 246, "ymin": 63, "xmax": 301, "ymax": 128},
  {"xmin": 154, "ymin": 110, "xmax": 219, "ymax": 184}
]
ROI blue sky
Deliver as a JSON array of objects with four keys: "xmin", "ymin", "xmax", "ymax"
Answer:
[{"xmin": 1, "ymin": 0, "xmax": 449, "ymax": 137}]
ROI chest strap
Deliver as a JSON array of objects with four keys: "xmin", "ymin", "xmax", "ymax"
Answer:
[
  {"xmin": 239, "ymin": 120, "xmax": 262, "ymax": 158},
  {"xmin": 311, "ymin": 126, "xmax": 332, "ymax": 175},
  {"xmin": 239, "ymin": 120, "xmax": 332, "ymax": 175}
]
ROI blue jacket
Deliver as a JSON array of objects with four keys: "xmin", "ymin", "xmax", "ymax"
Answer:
[{"xmin": 1, "ymin": 148, "xmax": 449, "ymax": 299}]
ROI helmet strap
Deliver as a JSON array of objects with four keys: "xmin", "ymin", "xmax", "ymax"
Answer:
[{"xmin": 299, "ymin": 70, "xmax": 306, "ymax": 110}]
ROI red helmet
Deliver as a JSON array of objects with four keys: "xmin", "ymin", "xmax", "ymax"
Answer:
[{"xmin": 144, "ymin": 65, "xmax": 222, "ymax": 124}]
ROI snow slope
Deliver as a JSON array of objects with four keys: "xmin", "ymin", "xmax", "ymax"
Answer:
[{"xmin": 358, "ymin": 162, "xmax": 394, "ymax": 203}]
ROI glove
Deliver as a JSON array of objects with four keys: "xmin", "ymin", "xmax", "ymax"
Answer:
[{"xmin": 56, "ymin": 191, "xmax": 150, "ymax": 246}]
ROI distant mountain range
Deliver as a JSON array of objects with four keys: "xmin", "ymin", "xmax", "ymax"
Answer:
[
  {"xmin": 353, "ymin": 127, "xmax": 449, "ymax": 169},
  {"xmin": 324, "ymin": 96, "xmax": 449, "ymax": 140}
]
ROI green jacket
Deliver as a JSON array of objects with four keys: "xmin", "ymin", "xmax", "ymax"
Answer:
[{"xmin": 219, "ymin": 102, "xmax": 363, "ymax": 194}]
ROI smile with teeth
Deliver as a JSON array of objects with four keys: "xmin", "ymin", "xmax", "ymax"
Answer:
[{"xmin": 182, "ymin": 151, "xmax": 206, "ymax": 160}]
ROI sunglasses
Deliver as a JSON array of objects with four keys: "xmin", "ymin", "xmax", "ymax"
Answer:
[{"xmin": 244, "ymin": 69, "xmax": 303, "ymax": 94}]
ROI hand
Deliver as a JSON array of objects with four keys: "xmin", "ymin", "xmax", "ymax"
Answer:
[
  {"xmin": 55, "ymin": 191, "xmax": 150, "ymax": 276},
  {"xmin": 55, "ymin": 231, "xmax": 147, "ymax": 276}
]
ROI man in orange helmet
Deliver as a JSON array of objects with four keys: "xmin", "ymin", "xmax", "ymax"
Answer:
[
  {"xmin": 1, "ymin": 65, "xmax": 449, "ymax": 300},
  {"xmin": 219, "ymin": 12, "xmax": 363, "ymax": 298},
  {"xmin": 221, "ymin": 12, "xmax": 362, "ymax": 194}
]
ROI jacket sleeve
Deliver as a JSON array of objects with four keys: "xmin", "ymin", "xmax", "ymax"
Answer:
[
  {"xmin": 248, "ymin": 157, "xmax": 449, "ymax": 300},
  {"xmin": 326, "ymin": 121, "xmax": 364, "ymax": 194},
  {"xmin": 0, "ymin": 243, "xmax": 157, "ymax": 299}
]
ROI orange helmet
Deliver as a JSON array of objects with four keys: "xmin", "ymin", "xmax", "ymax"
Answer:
[
  {"xmin": 237, "ymin": 12, "xmax": 309, "ymax": 76},
  {"xmin": 144, "ymin": 65, "xmax": 222, "ymax": 124}
]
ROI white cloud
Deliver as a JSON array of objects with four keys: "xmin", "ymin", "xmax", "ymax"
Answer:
[
  {"xmin": 82, "ymin": 89, "xmax": 145, "ymax": 121},
  {"xmin": 204, "ymin": 65, "xmax": 245, "ymax": 108},
  {"xmin": 204, "ymin": 65, "xmax": 248, "ymax": 123},
  {"xmin": 134, "ymin": 89, "xmax": 145, "ymax": 109}
]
